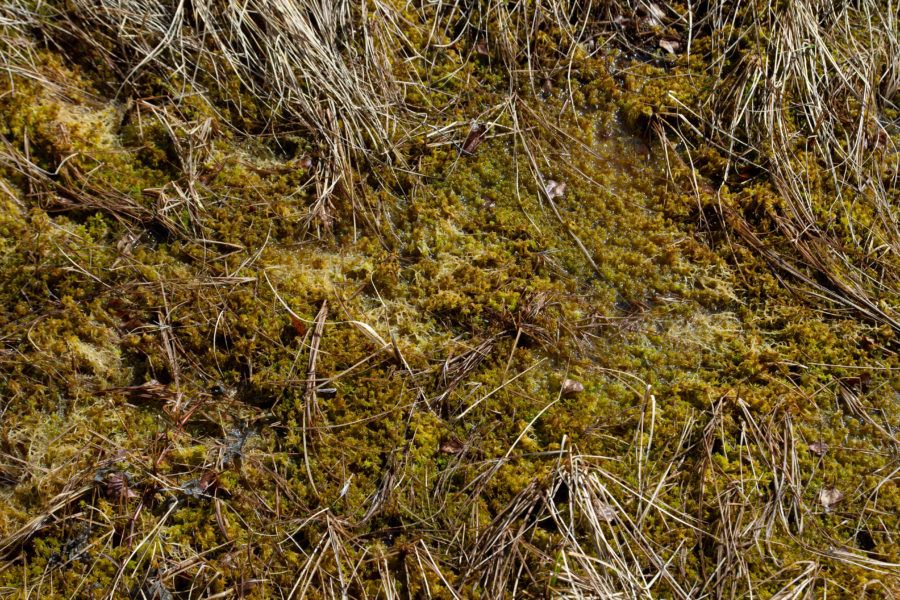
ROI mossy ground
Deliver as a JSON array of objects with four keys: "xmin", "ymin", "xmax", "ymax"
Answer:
[{"xmin": 0, "ymin": 1, "xmax": 898, "ymax": 597}]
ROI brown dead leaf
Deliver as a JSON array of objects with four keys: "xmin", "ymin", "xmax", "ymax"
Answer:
[
  {"xmin": 100, "ymin": 471, "xmax": 139, "ymax": 501},
  {"xmin": 659, "ymin": 39, "xmax": 681, "ymax": 54},
  {"xmin": 561, "ymin": 378, "xmax": 584, "ymax": 397},
  {"xmin": 595, "ymin": 500, "xmax": 616, "ymax": 522},
  {"xmin": 199, "ymin": 470, "xmax": 219, "ymax": 493},
  {"xmin": 809, "ymin": 441, "xmax": 828, "ymax": 456},
  {"xmin": 440, "ymin": 438, "xmax": 464, "ymax": 455},
  {"xmin": 290, "ymin": 314, "xmax": 307, "ymax": 336},
  {"xmin": 462, "ymin": 123, "xmax": 487, "ymax": 154},
  {"xmin": 819, "ymin": 487, "xmax": 844, "ymax": 510}
]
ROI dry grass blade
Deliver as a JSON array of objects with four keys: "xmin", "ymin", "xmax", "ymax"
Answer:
[
  {"xmin": 305, "ymin": 300, "xmax": 328, "ymax": 428},
  {"xmin": 433, "ymin": 334, "xmax": 504, "ymax": 417},
  {"xmin": 0, "ymin": 136, "xmax": 184, "ymax": 237},
  {"xmin": 0, "ymin": 485, "xmax": 92, "ymax": 559}
]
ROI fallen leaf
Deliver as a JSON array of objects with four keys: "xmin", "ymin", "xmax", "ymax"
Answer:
[
  {"xmin": 659, "ymin": 39, "xmax": 681, "ymax": 54},
  {"xmin": 200, "ymin": 470, "xmax": 219, "ymax": 493},
  {"xmin": 561, "ymin": 378, "xmax": 584, "ymax": 397},
  {"xmin": 440, "ymin": 438, "xmax": 464, "ymax": 455},
  {"xmin": 350, "ymin": 320, "xmax": 388, "ymax": 347},
  {"xmin": 595, "ymin": 500, "xmax": 616, "ymax": 522},
  {"xmin": 544, "ymin": 180, "xmax": 567, "ymax": 199},
  {"xmin": 462, "ymin": 122, "xmax": 487, "ymax": 154},
  {"xmin": 99, "ymin": 471, "xmax": 138, "ymax": 501},
  {"xmin": 819, "ymin": 487, "xmax": 844, "ymax": 510},
  {"xmin": 808, "ymin": 441, "xmax": 828, "ymax": 456},
  {"xmin": 290, "ymin": 314, "xmax": 307, "ymax": 336}
]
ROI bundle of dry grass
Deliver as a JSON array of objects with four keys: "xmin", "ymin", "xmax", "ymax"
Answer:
[
  {"xmin": 11, "ymin": 0, "xmax": 604, "ymax": 234},
  {"xmin": 30, "ymin": 0, "xmax": 407, "ymax": 227},
  {"xmin": 664, "ymin": 0, "xmax": 900, "ymax": 332}
]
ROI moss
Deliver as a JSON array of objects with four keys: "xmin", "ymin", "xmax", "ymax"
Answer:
[{"xmin": 0, "ymin": 3, "xmax": 897, "ymax": 597}]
